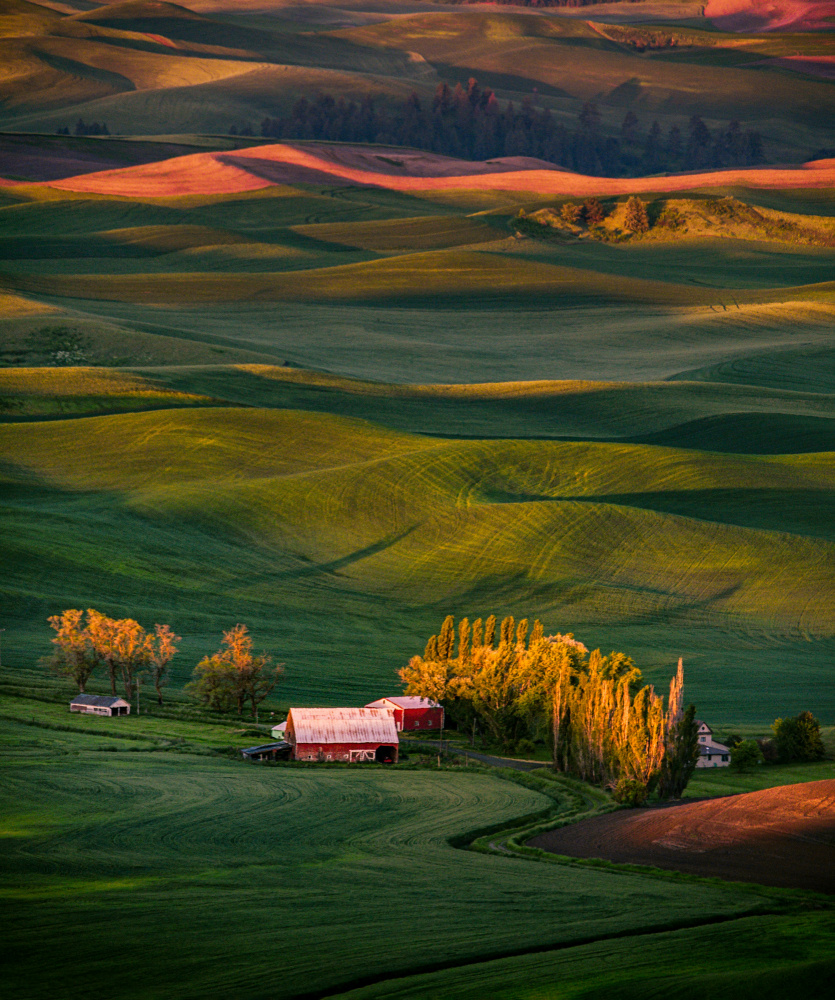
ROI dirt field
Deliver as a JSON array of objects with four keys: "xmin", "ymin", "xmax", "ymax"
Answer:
[{"xmin": 529, "ymin": 779, "xmax": 835, "ymax": 894}]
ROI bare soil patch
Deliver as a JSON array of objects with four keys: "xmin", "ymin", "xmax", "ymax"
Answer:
[{"xmin": 529, "ymin": 779, "xmax": 835, "ymax": 894}]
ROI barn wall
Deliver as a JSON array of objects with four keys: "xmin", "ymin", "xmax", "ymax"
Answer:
[
  {"xmin": 293, "ymin": 741, "xmax": 398, "ymax": 763},
  {"xmin": 400, "ymin": 707, "xmax": 444, "ymax": 731}
]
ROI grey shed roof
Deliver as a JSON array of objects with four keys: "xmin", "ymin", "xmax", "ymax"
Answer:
[{"xmin": 70, "ymin": 694, "xmax": 129, "ymax": 707}]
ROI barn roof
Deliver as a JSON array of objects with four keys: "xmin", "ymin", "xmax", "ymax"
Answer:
[
  {"xmin": 70, "ymin": 694, "xmax": 129, "ymax": 707},
  {"xmin": 366, "ymin": 696, "xmax": 440, "ymax": 710},
  {"xmin": 288, "ymin": 707, "xmax": 398, "ymax": 745}
]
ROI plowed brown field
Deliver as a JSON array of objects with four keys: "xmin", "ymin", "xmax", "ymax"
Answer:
[{"xmin": 530, "ymin": 779, "xmax": 835, "ymax": 893}]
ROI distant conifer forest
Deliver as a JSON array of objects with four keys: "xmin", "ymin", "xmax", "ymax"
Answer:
[{"xmin": 242, "ymin": 80, "xmax": 765, "ymax": 177}]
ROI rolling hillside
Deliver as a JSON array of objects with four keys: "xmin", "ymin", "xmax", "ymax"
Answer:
[{"xmin": 2, "ymin": 5, "xmax": 834, "ymax": 998}]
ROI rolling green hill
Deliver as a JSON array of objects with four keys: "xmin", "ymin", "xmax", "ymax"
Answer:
[
  {"xmin": 2, "ymin": 4, "xmax": 834, "ymax": 999},
  {"xmin": 2, "ymin": 400, "xmax": 834, "ymax": 718},
  {"xmin": 6, "ymin": 721, "xmax": 816, "ymax": 1000}
]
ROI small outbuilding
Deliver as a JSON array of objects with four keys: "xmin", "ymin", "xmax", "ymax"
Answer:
[
  {"xmin": 694, "ymin": 720, "xmax": 730, "ymax": 768},
  {"xmin": 271, "ymin": 719, "xmax": 288, "ymax": 741},
  {"xmin": 240, "ymin": 741, "xmax": 292, "ymax": 762},
  {"xmin": 364, "ymin": 696, "xmax": 444, "ymax": 733},
  {"xmin": 70, "ymin": 694, "xmax": 130, "ymax": 716},
  {"xmin": 286, "ymin": 707, "xmax": 399, "ymax": 763}
]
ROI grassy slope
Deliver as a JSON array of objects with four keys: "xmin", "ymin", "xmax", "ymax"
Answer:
[
  {"xmin": 319, "ymin": 914, "xmax": 835, "ymax": 1000},
  {"xmin": 1, "ymin": 179, "xmax": 832, "ymax": 387},
  {"xmin": 1, "ymin": 2, "xmax": 832, "ymax": 162},
  {"xmin": 2, "ymin": 405, "xmax": 834, "ymax": 719},
  {"xmin": 0, "ymin": 720, "xmax": 792, "ymax": 1000}
]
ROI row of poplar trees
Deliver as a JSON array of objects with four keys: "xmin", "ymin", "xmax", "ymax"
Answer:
[{"xmin": 400, "ymin": 615, "xmax": 700, "ymax": 803}]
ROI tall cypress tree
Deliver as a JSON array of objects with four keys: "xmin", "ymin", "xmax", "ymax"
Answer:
[
  {"xmin": 484, "ymin": 614, "xmax": 496, "ymax": 648},
  {"xmin": 438, "ymin": 615, "xmax": 456, "ymax": 661},
  {"xmin": 458, "ymin": 617, "xmax": 471, "ymax": 667},
  {"xmin": 471, "ymin": 617, "xmax": 483, "ymax": 649},
  {"xmin": 500, "ymin": 616, "xmax": 515, "ymax": 647}
]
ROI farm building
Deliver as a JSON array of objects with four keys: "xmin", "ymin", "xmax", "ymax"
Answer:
[
  {"xmin": 240, "ymin": 741, "xmax": 292, "ymax": 762},
  {"xmin": 694, "ymin": 720, "xmax": 730, "ymax": 768},
  {"xmin": 286, "ymin": 707, "xmax": 399, "ymax": 763},
  {"xmin": 271, "ymin": 719, "xmax": 287, "ymax": 741},
  {"xmin": 364, "ymin": 696, "xmax": 444, "ymax": 732},
  {"xmin": 70, "ymin": 694, "xmax": 130, "ymax": 716}
]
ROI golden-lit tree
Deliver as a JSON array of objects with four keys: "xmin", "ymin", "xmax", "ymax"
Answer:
[
  {"xmin": 147, "ymin": 624, "xmax": 180, "ymax": 706},
  {"xmin": 403, "ymin": 614, "xmax": 695, "ymax": 801},
  {"xmin": 46, "ymin": 609, "xmax": 96, "ymax": 692},
  {"xmin": 188, "ymin": 625, "xmax": 283, "ymax": 719},
  {"xmin": 86, "ymin": 609, "xmax": 120, "ymax": 695}
]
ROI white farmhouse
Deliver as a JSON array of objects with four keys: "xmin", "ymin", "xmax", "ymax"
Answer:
[{"xmin": 694, "ymin": 720, "xmax": 730, "ymax": 768}]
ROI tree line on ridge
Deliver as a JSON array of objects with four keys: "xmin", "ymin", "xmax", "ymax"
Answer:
[{"xmin": 243, "ymin": 81, "xmax": 764, "ymax": 177}]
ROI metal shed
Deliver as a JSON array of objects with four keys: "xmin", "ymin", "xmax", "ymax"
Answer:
[
  {"xmin": 240, "ymin": 741, "xmax": 292, "ymax": 762},
  {"xmin": 286, "ymin": 707, "xmax": 399, "ymax": 763},
  {"xmin": 70, "ymin": 694, "xmax": 131, "ymax": 716}
]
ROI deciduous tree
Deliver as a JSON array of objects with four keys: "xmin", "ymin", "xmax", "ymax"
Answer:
[
  {"xmin": 730, "ymin": 739, "xmax": 764, "ymax": 772},
  {"xmin": 772, "ymin": 711, "xmax": 825, "ymax": 762},
  {"xmin": 46, "ymin": 609, "xmax": 96, "ymax": 692},
  {"xmin": 188, "ymin": 625, "xmax": 283, "ymax": 719},
  {"xmin": 148, "ymin": 624, "xmax": 180, "ymax": 706}
]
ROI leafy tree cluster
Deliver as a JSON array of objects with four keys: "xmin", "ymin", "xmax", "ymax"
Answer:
[
  {"xmin": 558, "ymin": 197, "xmax": 605, "ymax": 226},
  {"xmin": 400, "ymin": 615, "xmax": 700, "ymax": 802},
  {"xmin": 47, "ymin": 613, "xmax": 283, "ymax": 718},
  {"xmin": 47, "ymin": 609, "xmax": 179, "ymax": 705},
  {"xmin": 247, "ymin": 84, "xmax": 764, "ymax": 178},
  {"xmin": 56, "ymin": 120, "xmax": 111, "ymax": 137},
  {"xmin": 730, "ymin": 739, "xmax": 764, "ymax": 771},
  {"xmin": 772, "ymin": 711, "xmax": 826, "ymax": 762},
  {"xmin": 186, "ymin": 624, "xmax": 283, "ymax": 720}
]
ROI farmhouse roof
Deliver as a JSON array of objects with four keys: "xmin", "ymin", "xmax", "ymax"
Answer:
[
  {"xmin": 699, "ymin": 741, "xmax": 729, "ymax": 755},
  {"xmin": 365, "ymin": 696, "xmax": 440, "ymax": 710},
  {"xmin": 288, "ymin": 707, "xmax": 398, "ymax": 745},
  {"xmin": 70, "ymin": 694, "xmax": 129, "ymax": 707}
]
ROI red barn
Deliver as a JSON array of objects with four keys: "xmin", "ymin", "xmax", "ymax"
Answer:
[
  {"xmin": 364, "ymin": 696, "xmax": 444, "ymax": 733},
  {"xmin": 286, "ymin": 707, "xmax": 399, "ymax": 763}
]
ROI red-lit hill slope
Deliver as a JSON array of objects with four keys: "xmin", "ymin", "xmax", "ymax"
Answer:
[{"xmin": 18, "ymin": 142, "xmax": 835, "ymax": 197}]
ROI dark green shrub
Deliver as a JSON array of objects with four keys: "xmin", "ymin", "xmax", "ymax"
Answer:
[{"xmin": 612, "ymin": 777, "xmax": 648, "ymax": 807}]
